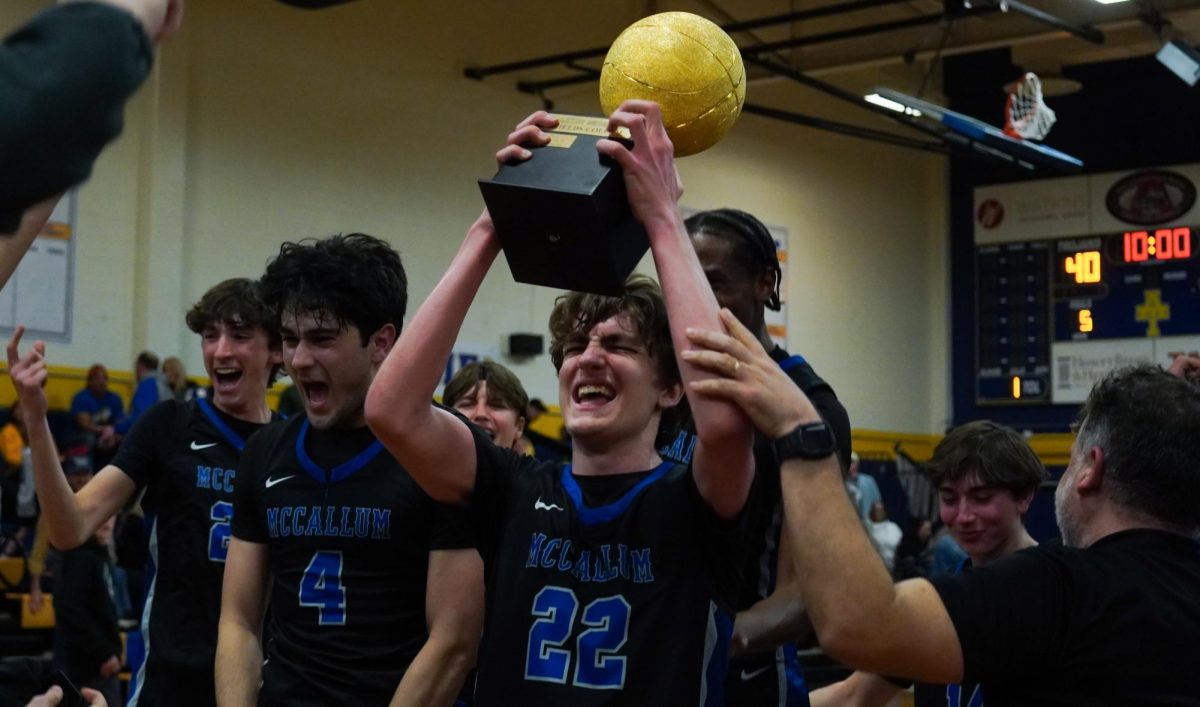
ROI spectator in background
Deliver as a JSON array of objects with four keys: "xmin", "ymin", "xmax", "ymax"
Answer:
[
  {"xmin": 931, "ymin": 525, "xmax": 969, "ymax": 576},
  {"xmin": 113, "ymin": 351, "xmax": 170, "ymax": 435},
  {"xmin": 866, "ymin": 502, "xmax": 902, "ymax": 572},
  {"xmin": 443, "ymin": 361, "xmax": 528, "ymax": 451},
  {"xmin": 55, "ymin": 512, "xmax": 123, "ymax": 707},
  {"xmin": 162, "ymin": 356, "xmax": 198, "ymax": 402},
  {"xmin": 27, "ymin": 444, "xmax": 91, "ymax": 614},
  {"xmin": 520, "ymin": 398, "xmax": 570, "ymax": 461},
  {"xmin": 847, "ymin": 452, "xmax": 882, "ymax": 522},
  {"xmin": 893, "ymin": 517, "xmax": 933, "ymax": 580},
  {"xmin": 275, "ymin": 383, "xmax": 303, "ymax": 418},
  {"xmin": 811, "ymin": 420, "xmax": 1045, "ymax": 706},
  {"xmin": 70, "ymin": 365, "xmax": 124, "ymax": 468},
  {"xmin": 0, "ymin": 401, "xmax": 33, "ymax": 555}
]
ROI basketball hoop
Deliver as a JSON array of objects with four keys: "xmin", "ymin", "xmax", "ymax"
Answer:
[{"xmin": 1004, "ymin": 72, "xmax": 1057, "ymax": 141}]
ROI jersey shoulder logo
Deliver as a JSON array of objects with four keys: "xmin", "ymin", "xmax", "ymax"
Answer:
[
  {"xmin": 265, "ymin": 475, "xmax": 295, "ymax": 489},
  {"xmin": 190, "ymin": 441, "xmax": 218, "ymax": 450},
  {"xmin": 534, "ymin": 497, "xmax": 564, "ymax": 512}
]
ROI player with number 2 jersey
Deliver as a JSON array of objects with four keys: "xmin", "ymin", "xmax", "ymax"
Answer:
[{"xmin": 6, "ymin": 278, "xmax": 283, "ymax": 707}]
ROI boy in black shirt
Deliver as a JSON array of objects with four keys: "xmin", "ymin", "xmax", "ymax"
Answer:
[
  {"xmin": 218, "ymin": 234, "xmax": 480, "ymax": 706},
  {"xmin": 686, "ymin": 314, "xmax": 1200, "ymax": 707},
  {"xmin": 7, "ymin": 278, "xmax": 282, "ymax": 707},
  {"xmin": 666, "ymin": 208, "xmax": 852, "ymax": 706},
  {"xmin": 367, "ymin": 103, "xmax": 755, "ymax": 705}
]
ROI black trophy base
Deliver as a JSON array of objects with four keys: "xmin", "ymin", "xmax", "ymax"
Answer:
[{"xmin": 479, "ymin": 114, "xmax": 649, "ymax": 296}]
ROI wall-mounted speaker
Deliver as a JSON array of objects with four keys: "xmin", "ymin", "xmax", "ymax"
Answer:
[{"xmin": 508, "ymin": 334, "xmax": 544, "ymax": 357}]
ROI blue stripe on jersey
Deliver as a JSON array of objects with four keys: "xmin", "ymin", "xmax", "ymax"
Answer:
[
  {"xmin": 781, "ymin": 643, "xmax": 811, "ymax": 706},
  {"xmin": 701, "ymin": 602, "xmax": 733, "ymax": 706},
  {"xmin": 127, "ymin": 513, "xmax": 159, "ymax": 707},
  {"xmin": 559, "ymin": 461, "xmax": 674, "ymax": 527},
  {"xmin": 295, "ymin": 419, "xmax": 386, "ymax": 483},
  {"xmin": 777, "ymin": 355, "xmax": 807, "ymax": 372},
  {"xmin": 197, "ymin": 398, "xmax": 247, "ymax": 451}
]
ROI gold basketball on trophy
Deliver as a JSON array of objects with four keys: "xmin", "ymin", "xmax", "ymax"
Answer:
[{"xmin": 599, "ymin": 11, "xmax": 746, "ymax": 157}]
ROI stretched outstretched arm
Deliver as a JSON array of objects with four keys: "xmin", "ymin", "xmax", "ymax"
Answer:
[
  {"xmin": 0, "ymin": 0, "xmax": 183, "ymax": 231},
  {"xmin": 596, "ymin": 101, "xmax": 753, "ymax": 518},
  {"xmin": 365, "ymin": 211, "xmax": 499, "ymax": 503},
  {"xmin": 0, "ymin": 198, "xmax": 57, "ymax": 290},
  {"xmin": 6, "ymin": 327, "xmax": 135, "ymax": 548},
  {"xmin": 684, "ymin": 310, "xmax": 962, "ymax": 683},
  {"xmin": 366, "ymin": 113, "xmax": 559, "ymax": 504}
]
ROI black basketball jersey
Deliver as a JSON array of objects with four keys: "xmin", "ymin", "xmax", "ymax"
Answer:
[
  {"xmin": 466, "ymin": 423, "xmax": 748, "ymax": 706},
  {"xmin": 112, "ymin": 398, "xmax": 269, "ymax": 707},
  {"xmin": 231, "ymin": 416, "xmax": 471, "ymax": 707},
  {"xmin": 661, "ymin": 347, "xmax": 849, "ymax": 706}
]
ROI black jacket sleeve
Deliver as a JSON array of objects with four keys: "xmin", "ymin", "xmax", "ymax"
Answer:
[{"xmin": 0, "ymin": 3, "xmax": 153, "ymax": 231}]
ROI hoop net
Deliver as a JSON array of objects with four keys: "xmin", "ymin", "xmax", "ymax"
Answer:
[{"xmin": 1004, "ymin": 72, "xmax": 1056, "ymax": 141}]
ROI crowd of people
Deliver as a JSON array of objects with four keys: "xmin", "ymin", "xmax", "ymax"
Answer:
[{"xmin": 4, "ymin": 1, "xmax": 1200, "ymax": 706}]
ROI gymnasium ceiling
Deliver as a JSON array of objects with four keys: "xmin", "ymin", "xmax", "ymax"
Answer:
[{"xmin": 467, "ymin": 0, "xmax": 1200, "ymax": 101}]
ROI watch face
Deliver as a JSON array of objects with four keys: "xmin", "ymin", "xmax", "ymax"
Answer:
[{"xmin": 778, "ymin": 422, "xmax": 835, "ymax": 460}]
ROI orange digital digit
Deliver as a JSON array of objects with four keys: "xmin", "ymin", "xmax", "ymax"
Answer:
[
  {"xmin": 1125, "ymin": 231, "xmax": 1149, "ymax": 262},
  {"xmin": 1079, "ymin": 309, "xmax": 1094, "ymax": 333},
  {"xmin": 1157, "ymin": 229, "xmax": 1174, "ymax": 259},
  {"xmin": 1065, "ymin": 251, "xmax": 1101, "ymax": 283}
]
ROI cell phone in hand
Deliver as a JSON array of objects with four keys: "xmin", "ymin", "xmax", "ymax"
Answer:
[{"xmin": 47, "ymin": 670, "xmax": 86, "ymax": 707}]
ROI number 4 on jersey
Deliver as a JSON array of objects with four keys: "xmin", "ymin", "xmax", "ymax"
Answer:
[{"xmin": 299, "ymin": 551, "xmax": 347, "ymax": 625}]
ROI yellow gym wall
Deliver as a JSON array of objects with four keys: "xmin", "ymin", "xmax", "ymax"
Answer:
[{"xmin": 1, "ymin": 1, "xmax": 951, "ymax": 443}]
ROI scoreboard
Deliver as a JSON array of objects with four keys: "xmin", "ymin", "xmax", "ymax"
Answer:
[{"xmin": 975, "ymin": 165, "xmax": 1200, "ymax": 405}]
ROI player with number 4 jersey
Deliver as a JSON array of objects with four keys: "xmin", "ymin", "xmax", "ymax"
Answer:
[
  {"xmin": 6, "ymin": 278, "xmax": 283, "ymax": 707},
  {"xmin": 219, "ymin": 234, "xmax": 481, "ymax": 707}
]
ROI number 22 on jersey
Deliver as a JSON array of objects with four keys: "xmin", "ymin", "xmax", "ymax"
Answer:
[{"xmin": 526, "ymin": 586, "xmax": 630, "ymax": 690}]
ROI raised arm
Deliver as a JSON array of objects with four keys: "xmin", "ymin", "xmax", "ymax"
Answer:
[
  {"xmin": 0, "ymin": 197, "xmax": 57, "ymax": 290},
  {"xmin": 597, "ymin": 101, "xmax": 753, "ymax": 518},
  {"xmin": 365, "ymin": 112, "xmax": 557, "ymax": 504},
  {"xmin": 684, "ymin": 309, "xmax": 962, "ymax": 683},
  {"xmin": 389, "ymin": 548, "xmax": 484, "ymax": 706},
  {"xmin": 216, "ymin": 538, "xmax": 270, "ymax": 707},
  {"xmin": 6, "ymin": 327, "xmax": 134, "ymax": 548},
  {"xmin": 0, "ymin": 0, "xmax": 182, "ymax": 231}
]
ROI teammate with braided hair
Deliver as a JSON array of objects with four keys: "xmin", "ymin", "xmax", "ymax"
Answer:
[{"xmin": 661, "ymin": 208, "xmax": 852, "ymax": 706}]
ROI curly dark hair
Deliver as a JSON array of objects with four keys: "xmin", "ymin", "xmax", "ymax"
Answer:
[{"xmin": 259, "ymin": 233, "xmax": 407, "ymax": 344}]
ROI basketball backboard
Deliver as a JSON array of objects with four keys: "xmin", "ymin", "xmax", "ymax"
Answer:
[{"xmin": 871, "ymin": 87, "xmax": 1084, "ymax": 172}]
